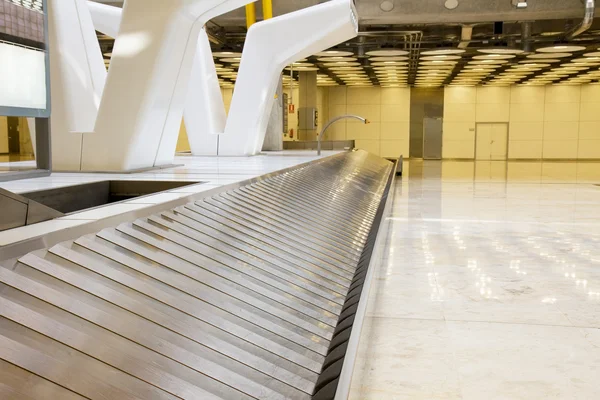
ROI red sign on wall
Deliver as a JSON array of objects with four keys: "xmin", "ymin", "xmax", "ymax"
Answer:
[{"xmin": 288, "ymin": 104, "xmax": 295, "ymax": 113}]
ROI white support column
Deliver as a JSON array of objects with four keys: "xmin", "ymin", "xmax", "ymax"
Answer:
[
  {"xmin": 87, "ymin": 1, "xmax": 226, "ymax": 157},
  {"xmin": 87, "ymin": 1, "xmax": 122, "ymax": 38},
  {"xmin": 183, "ymin": 28, "xmax": 226, "ymax": 156},
  {"xmin": 81, "ymin": 0, "xmax": 253, "ymax": 172},
  {"xmin": 48, "ymin": 0, "xmax": 107, "ymax": 170},
  {"xmin": 218, "ymin": 0, "xmax": 358, "ymax": 156}
]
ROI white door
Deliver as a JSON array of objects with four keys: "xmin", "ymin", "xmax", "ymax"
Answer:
[{"xmin": 476, "ymin": 123, "xmax": 508, "ymax": 160}]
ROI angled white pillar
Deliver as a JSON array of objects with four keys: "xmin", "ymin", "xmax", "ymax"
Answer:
[
  {"xmin": 87, "ymin": 1, "xmax": 226, "ymax": 157},
  {"xmin": 81, "ymin": 0, "xmax": 253, "ymax": 172},
  {"xmin": 87, "ymin": 1, "xmax": 122, "ymax": 38},
  {"xmin": 182, "ymin": 28, "xmax": 226, "ymax": 156},
  {"xmin": 48, "ymin": 0, "xmax": 107, "ymax": 170},
  {"xmin": 219, "ymin": 0, "xmax": 358, "ymax": 156}
]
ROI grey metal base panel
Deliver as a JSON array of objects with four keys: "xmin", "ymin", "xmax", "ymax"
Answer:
[{"xmin": 0, "ymin": 150, "xmax": 394, "ymax": 400}]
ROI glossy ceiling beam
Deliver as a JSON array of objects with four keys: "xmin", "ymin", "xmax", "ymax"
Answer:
[{"xmin": 48, "ymin": 0, "xmax": 107, "ymax": 171}]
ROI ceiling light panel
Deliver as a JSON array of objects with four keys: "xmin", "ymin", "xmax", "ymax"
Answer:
[
  {"xmin": 536, "ymin": 45, "xmax": 586, "ymax": 53},
  {"xmin": 315, "ymin": 50, "xmax": 354, "ymax": 57},
  {"xmin": 527, "ymin": 52, "xmax": 572, "ymax": 59},
  {"xmin": 317, "ymin": 57, "xmax": 358, "ymax": 62},
  {"xmin": 472, "ymin": 54, "xmax": 516, "ymax": 60},
  {"xmin": 477, "ymin": 48, "xmax": 524, "ymax": 54},
  {"xmin": 369, "ymin": 56, "xmax": 409, "ymax": 62},
  {"xmin": 366, "ymin": 49, "xmax": 409, "ymax": 56},
  {"xmin": 420, "ymin": 55, "xmax": 462, "ymax": 61}
]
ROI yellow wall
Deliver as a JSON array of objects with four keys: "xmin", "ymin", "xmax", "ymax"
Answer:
[
  {"xmin": 175, "ymin": 88, "xmax": 234, "ymax": 153},
  {"xmin": 324, "ymin": 87, "xmax": 411, "ymax": 157},
  {"xmin": 0, "ymin": 116, "xmax": 34, "ymax": 155},
  {"xmin": 443, "ymin": 84, "xmax": 600, "ymax": 160},
  {"xmin": 0, "ymin": 117, "xmax": 8, "ymax": 153},
  {"xmin": 176, "ymin": 120, "xmax": 190, "ymax": 152}
]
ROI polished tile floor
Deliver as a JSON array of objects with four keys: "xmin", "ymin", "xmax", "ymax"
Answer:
[{"xmin": 350, "ymin": 160, "xmax": 600, "ymax": 400}]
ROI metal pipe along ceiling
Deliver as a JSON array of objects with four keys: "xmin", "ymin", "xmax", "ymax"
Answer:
[{"xmin": 565, "ymin": 0, "xmax": 595, "ymax": 38}]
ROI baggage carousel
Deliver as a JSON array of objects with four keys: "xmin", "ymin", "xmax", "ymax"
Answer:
[{"xmin": 0, "ymin": 150, "xmax": 396, "ymax": 400}]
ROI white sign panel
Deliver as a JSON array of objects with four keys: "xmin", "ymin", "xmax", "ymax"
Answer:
[{"xmin": 0, "ymin": 42, "xmax": 47, "ymax": 110}]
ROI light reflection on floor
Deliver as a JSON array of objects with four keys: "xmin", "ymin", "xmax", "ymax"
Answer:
[{"xmin": 349, "ymin": 159, "xmax": 600, "ymax": 400}]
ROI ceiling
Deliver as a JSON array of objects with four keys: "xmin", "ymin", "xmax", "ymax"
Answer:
[{"xmin": 94, "ymin": 0, "xmax": 600, "ymax": 87}]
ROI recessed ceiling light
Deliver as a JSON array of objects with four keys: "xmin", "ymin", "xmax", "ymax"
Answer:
[
  {"xmin": 420, "ymin": 60, "xmax": 458, "ymax": 65},
  {"xmin": 519, "ymin": 59, "xmax": 561, "ymax": 63},
  {"xmin": 314, "ymin": 50, "xmax": 354, "ymax": 57},
  {"xmin": 472, "ymin": 54, "xmax": 516, "ymax": 60},
  {"xmin": 510, "ymin": 67, "xmax": 541, "ymax": 71},
  {"xmin": 536, "ymin": 45, "xmax": 586, "ymax": 53},
  {"xmin": 419, "ymin": 64, "xmax": 455, "ymax": 69},
  {"xmin": 517, "ymin": 63, "xmax": 550, "ymax": 68},
  {"xmin": 420, "ymin": 55, "xmax": 462, "ymax": 61},
  {"xmin": 477, "ymin": 48, "xmax": 524, "ymax": 54},
  {"xmin": 323, "ymin": 62, "xmax": 361, "ymax": 67},
  {"xmin": 527, "ymin": 53, "xmax": 572, "ymax": 59},
  {"xmin": 317, "ymin": 57, "xmax": 358, "ymax": 62},
  {"xmin": 371, "ymin": 61, "xmax": 409, "ymax": 66},
  {"xmin": 468, "ymin": 60, "xmax": 509, "ymax": 65},
  {"xmin": 373, "ymin": 66, "xmax": 409, "ymax": 71},
  {"xmin": 366, "ymin": 49, "xmax": 409, "ymax": 56},
  {"xmin": 572, "ymin": 57, "xmax": 600, "ymax": 63},
  {"xmin": 463, "ymin": 65, "xmax": 500, "ymax": 69},
  {"xmin": 213, "ymin": 51, "xmax": 243, "ymax": 57},
  {"xmin": 220, "ymin": 57, "xmax": 242, "ymax": 63},
  {"xmin": 558, "ymin": 66, "xmax": 589, "ymax": 70},
  {"xmin": 284, "ymin": 66, "xmax": 319, "ymax": 71},
  {"xmin": 584, "ymin": 52, "xmax": 600, "ymax": 57},
  {"xmin": 369, "ymin": 56, "xmax": 409, "ymax": 62},
  {"xmin": 421, "ymin": 48, "xmax": 466, "ymax": 55},
  {"xmin": 329, "ymin": 67, "xmax": 364, "ymax": 71}
]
